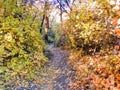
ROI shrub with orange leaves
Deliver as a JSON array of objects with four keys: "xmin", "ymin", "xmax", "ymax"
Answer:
[
  {"xmin": 65, "ymin": 0, "xmax": 120, "ymax": 89},
  {"xmin": 68, "ymin": 53, "xmax": 120, "ymax": 90}
]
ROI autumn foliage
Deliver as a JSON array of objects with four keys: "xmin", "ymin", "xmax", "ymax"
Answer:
[
  {"xmin": 0, "ymin": 0, "xmax": 47, "ymax": 87},
  {"xmin": 62, "ymin": 0, "xmax": 116, "ymax": 54},
  {"xmin": 61, "ymin": 0, "xmax": 120, "ymax": 89},
  {"xmin": 68, "ymin": 53, "xmax": 120, "ymax": 89}
]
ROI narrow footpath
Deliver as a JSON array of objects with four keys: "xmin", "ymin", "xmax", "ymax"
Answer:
[
  {"xmin": 14, "ymin": 45, "xmax": 74, "ymax": 90},
  {"xmin": 39, "ymin": 45, "xmax": 74, "ymax": 90}
]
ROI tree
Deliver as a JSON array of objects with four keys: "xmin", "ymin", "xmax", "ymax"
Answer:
[{"xmin": 54, "ymin": 0, "xmax": 71, "ymax": 30}]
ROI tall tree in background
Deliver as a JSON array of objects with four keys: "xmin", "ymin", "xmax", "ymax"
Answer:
[
  {"xmin": 55, "ymin": 0, "xmax": 71, "ymax": 30},
  {"xmin": 23, "ymin": 0, "xmax": 50, "ymax": 42},
  {"xmin": 44, "ymin": 0, "xmax": 50, "ymax": 42},
  {"xmin": 22, "ymin": 0, "xmax": 73, "ymax": 42}
]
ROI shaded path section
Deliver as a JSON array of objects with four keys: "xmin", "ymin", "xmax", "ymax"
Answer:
[{"xmin": 39, "ymin": 45, "xmax": 74, "ymax": 90}]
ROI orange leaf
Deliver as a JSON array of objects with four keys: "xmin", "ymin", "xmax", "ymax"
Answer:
[
  {"xmin": 117, "ymin": 10, "xmax": 120, "ymax": 16},
  {"xmin": 114, "ymin": 45, "xmax": 119, "ymax": 50},
  {"xmin": 112, "ymin": 17, "xmax": 118, "ymax": 26},
  {"xmin": 115, "ymin": 29, "xmax": 120, "ymax": 36}
]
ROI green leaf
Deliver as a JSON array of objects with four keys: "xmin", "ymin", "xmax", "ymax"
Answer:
[
  {"xmin": 0, "ymin": 46, "xmax": 4, "ymax": 55},
  {"xmin": 0, "ymin": 67, "xmax": 4, "ymax": 73}
]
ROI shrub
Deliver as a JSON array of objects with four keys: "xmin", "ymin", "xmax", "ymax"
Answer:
[
  {"xmin": 63, "ymin": 0, "xmax": 115, "ymax": 54},
  {"xmin": 0, "ymin": 0, "xmax": 47, "ymax": 86},
  {"xmin": 68, "ymin": 52, "xmax": 120, "ymax": 89}
]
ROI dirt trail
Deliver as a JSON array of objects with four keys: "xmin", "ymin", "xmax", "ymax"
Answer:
[
  {"xmin": 39, "ymin": 46, "xmax": 74, "ymax": 90},
  {"xmin": 49, "ymin": 47, "xmax": 73, "ymax": 90},
  {"xmin": 13, "ymin": 45, "xmax": 74, "ymax": 90}
]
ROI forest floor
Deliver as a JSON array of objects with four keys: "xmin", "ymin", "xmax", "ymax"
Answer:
[{"xmin": 13, "ymin": 44, "xmax": 74, "ymax": 90}]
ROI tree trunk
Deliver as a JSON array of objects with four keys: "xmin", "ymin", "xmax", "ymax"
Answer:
[
  {"xmin": 44, "ymin": 16, "xmax": 49, "ymax": 42},
  {"xmin": 60, "ymin": 0, "xmax": 63, "ymax": 31},
  {"xmin": 40, "ymin": 14, "xmax": 45, "ymax": 33}
]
